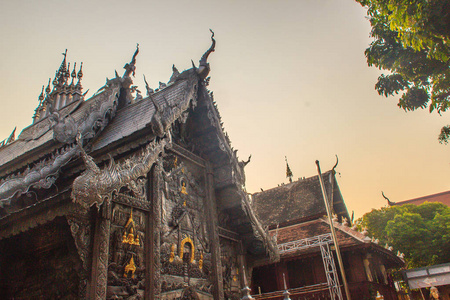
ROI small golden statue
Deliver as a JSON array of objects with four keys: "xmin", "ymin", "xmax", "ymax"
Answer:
[
  {"xmin": 169, "ymin": 244, "xmax": 176, "ymax": 263},
  {"xmin": 122, "ymin": 227, "xmax": 140, "ymax": 246},
  {"xmin": 181, "ymin": 181, "xmax": 188, "ymax": 195},
  {"xmin": 124, "ymin": 256, "xmax": 136, "ymax": 278},
  {"xmin": 122, "ymin": 210, "xmax": 140, "ymax": 246}
]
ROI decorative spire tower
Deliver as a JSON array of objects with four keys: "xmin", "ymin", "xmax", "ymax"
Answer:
[
  {"xmin": 285, "ymin": 156, "xmax": 293, "ymax": 183},
  {"xmin": 33, "ymin": 50, "xmax": 84, "ymax": 123}
]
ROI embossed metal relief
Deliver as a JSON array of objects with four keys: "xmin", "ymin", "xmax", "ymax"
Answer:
[
  {"xmin": 0, "ymin": 79, "xmax": 121, "ymax": 205},
  {"xmin": 159, "ymin": 155, "xmax": 214, "ymax": 297},
  {"xmin": 71, "ymin": 136, "xmax": 169, "ymax": 209},
  {"xmin": 220, "ymin": 239, "xmax": 241, "ymax": 299},
  {"xmin": 107, "ymin": 203, "xmax": 146, "ymax": 299}
]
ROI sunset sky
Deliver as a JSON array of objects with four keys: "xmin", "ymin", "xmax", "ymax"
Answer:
[{"xmin": 1, "ymin": 0, "xmax": 449, "ymax": 217}]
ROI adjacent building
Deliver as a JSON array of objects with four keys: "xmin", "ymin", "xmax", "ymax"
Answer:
[{"xmin": 250, "ymin": 173, "xmax": 404, "ymax": 300}]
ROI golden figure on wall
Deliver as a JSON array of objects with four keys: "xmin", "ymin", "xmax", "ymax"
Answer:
[
  {"xmin": 124, "ymin": 255, "xmax": 136, "ymax": 278},
  {"xmin": 122, "ymin": 210, "xmax": 140, "ymax": 246}
]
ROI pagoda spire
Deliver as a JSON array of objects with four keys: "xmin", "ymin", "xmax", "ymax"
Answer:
[
  {"xmin": 285, "ymin": 156, "xmax": 293, "ymax": 183},
  {"xmin": 33, "ymin": 50, "xmax": 84, "ymax": 122}
]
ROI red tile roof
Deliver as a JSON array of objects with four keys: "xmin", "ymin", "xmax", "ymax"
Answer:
[{"xmin": 392, "ymin": 190, "xmax": 450, "ymax": 207}]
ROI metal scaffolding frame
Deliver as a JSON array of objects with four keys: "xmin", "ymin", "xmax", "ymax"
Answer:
[{"xmin": 278, "ymin": 233, "xmax": 344, "ymax": 300}]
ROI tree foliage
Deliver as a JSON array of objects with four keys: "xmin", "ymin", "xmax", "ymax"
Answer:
[
  {"xmin": 356, "ymin": 0, "xmax": 450, "ymax": 143},
  {"xmin": 359, "ymin": 202, "xmax": 450, "ymax": 268}
]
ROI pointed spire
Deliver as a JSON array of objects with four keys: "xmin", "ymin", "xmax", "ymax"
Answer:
[
  {"xmin": 64, "ymin": 62, "xmax": 71, "ymax": 86},
  {"xmin": 45, "ymin": 78, "xmax": 51, "ymax": 95},
  {"xmin": 71, "ymin": 62, "xmax": 77, "ymax": 80},
  {"xmin": 52, "ymin": 71, "xmax": 58, "ymax": 87},
  {"xmin": 38, "ymin": 85, "xmax": 45, "ymax": 103},
  {"xmin": 285, "ymin": 156, "xmax": 293, "ymax": 183},
  {"xmin": 76, "ymin": 62, "xmax": 83, "ymax": 92},
  {"xmin": 55, "ymin": 49, "xmax": 68, "ymax": 88},
  {"xmin": 77, "ymin": 62, "xmax": 83, "ymax": 81},
  {"xmin": 59, "ymin": 49, "xmax": 67, "ymax": 74},
  {"xmin": 33, "ymin": 86, "xmax": 45, "ymax": 121}
]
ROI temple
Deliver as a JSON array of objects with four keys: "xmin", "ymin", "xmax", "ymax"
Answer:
[{"xmin": 0, "ymin": 33, "xmax": 402, "ymax": 300}]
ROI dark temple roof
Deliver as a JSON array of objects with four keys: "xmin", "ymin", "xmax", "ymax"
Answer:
[{"xmin": 251, "ymin": 171, "xmax": 350, "ymax": 228}]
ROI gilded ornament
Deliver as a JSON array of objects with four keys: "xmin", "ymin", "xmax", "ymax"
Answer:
[
  {"xmin": 199, "ymin": 251, "xmax": 204, "ymax": 270},
  {"xmin": 179, "ymin": 236, "xmax": 195, "ymax": 263},
  {"xmin": 169, "ymin": 244, "xmax": 176, "ymax": 263},
  {"xmin": 124, "ymin": 255, "xmax": 136, "ymax": 278},
  {"xmin": 122, "ymin": 210, "xmax": 140, "ymax": 246},
  {"xmin": 181, "ymin": 180, "xmax": 188, "ymax": 195}
]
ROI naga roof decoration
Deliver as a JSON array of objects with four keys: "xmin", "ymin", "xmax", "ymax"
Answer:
[
  {"xmin": 196, "ymin": 29, "xmax": 216, "ymax": 80},
  {"xmin": 71, "ymin": 135, "xmax": 168, "ymax": 209},
  {"xmin": 0, "ymin": 144, "xmax": 79, "ymax": 206}
]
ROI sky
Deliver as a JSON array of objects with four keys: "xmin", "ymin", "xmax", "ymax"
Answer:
[{"xmin": 0, "ymin": 0, "xmax": 449, "ymax": 218}]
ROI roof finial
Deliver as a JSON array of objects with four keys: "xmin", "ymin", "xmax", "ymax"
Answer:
[
  {"xmin": 69, "ymin": 62, "xmax": 76, "ymax": 88},
  {"xmin": 143, "ymin": 75, "xmax": 154, "ymax": 96},
  {"xmin": 71, "ymin": 62, "xmax": 77, "ymax": 79},
  {"xmin": 33, "ymin": 86, "xmax": 45, "ymax": 121},
  {"xmin": 332, "ymin": 154, "xmax": 339, "ymax": 175},
  {"xmin": 77, "ymin": 62, "xmax": 83, "ymax": 80},
  {"xmin": 38, "ymin": 85, "xmax": 45, "ymax": 102},
  {"xmin": 197, "ymin": 29, "xmax": 215, "ymax": 80},
  {"xmin": 169, "ymin": 64, "xmax": 180, "ymax": 83},
  {"xmin": 123, "ymin": 43, "xmax": 139, "ymax": 78},
  {"xmin": 65, "ymin": 62, "xmax": 71, "ymax": 85},
  {"xmin": 382, "ymin": 191, "xmax": 395, "ymax": 206},
  {"xmin": 76, "ymin": 62, "xmax": 83, "ymax": 90},
  {"xmin": 285, "ymin": 156, "xmax": 293, "ymax": 183},
  {"xmin": 45, "ymin": 78, "xmax": 51, "ymax": 95}
]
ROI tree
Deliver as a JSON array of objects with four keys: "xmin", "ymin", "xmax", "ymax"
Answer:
[
  {"xmin": 359, "ymin": 202, "xmax": 450, "ymax": 268},
  {"xmin": 356, "ymin": 0, "xmax": 450, "ymax": 143}
]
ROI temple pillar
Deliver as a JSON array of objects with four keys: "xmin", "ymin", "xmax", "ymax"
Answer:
[
  {"xmin": 67, "ymin": 210, "xmax": 91, "ymax": 299},
  {"xmin": 89, "ymin": 203, "xmax": 112, "ymax": 300},
  {"xmin": 205, "ymin": 163, "xmax": 225, "ymax": 300},
  {"xmin": 145, "ymin": 164, "xmax": 161, "ymax": 299}
]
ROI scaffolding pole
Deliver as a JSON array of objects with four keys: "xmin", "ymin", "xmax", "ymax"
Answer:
[{"xmin": 316, "ymin": 160, "xmax": 352, "ymax": 300}]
